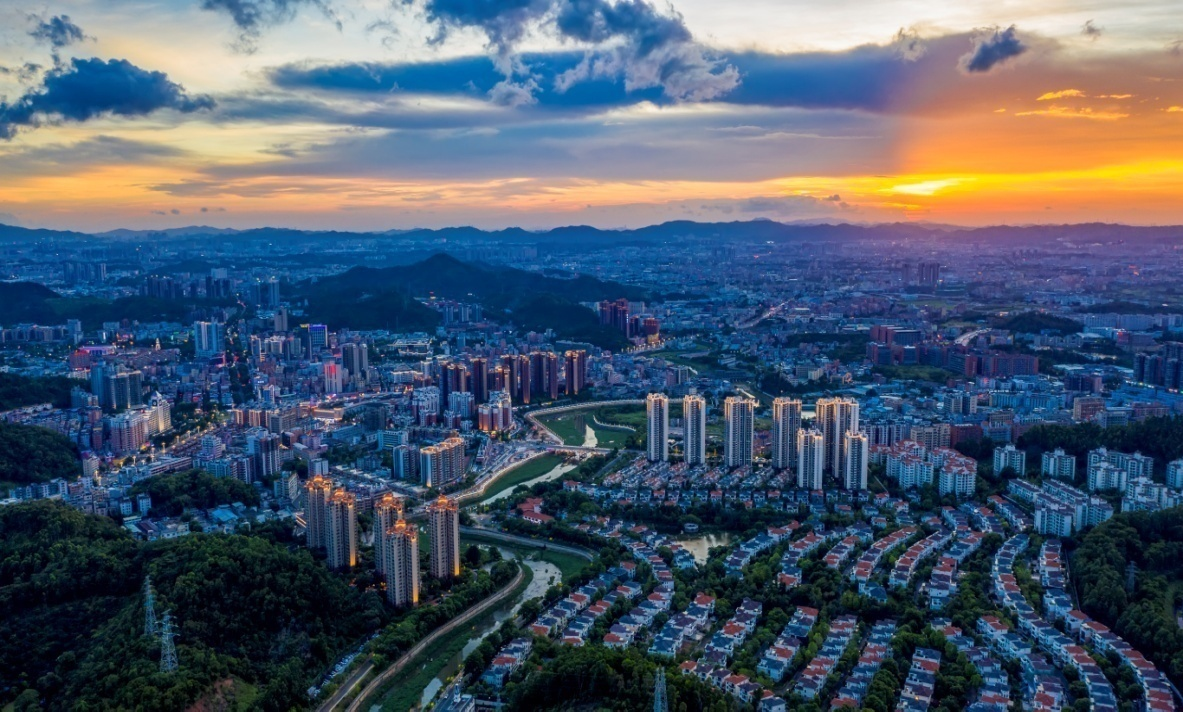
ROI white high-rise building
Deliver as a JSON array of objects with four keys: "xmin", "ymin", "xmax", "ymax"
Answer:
[
  {"xmin": 646, "ymin": 393, "xmax": 670, "ymax": 462},
  {"xmin": 771, "ymin": 398, "xmax": 802, "ymax": 471},
  {"xmin": 304, "ymin": 476, "xmax": 333, "ymax": 550},
  {"xmin": 797, "ymin": 429, "xmax": 825, "ymax": 490},
  {"xmin": 427, "ymin": 495, "xmax": 461, "ymax": 579},
  {"xmin": 816, "ymin": 397, "xmax": 859, "ymax": 475},
  {"xmin": 193, "ymin": 321, "xmax": 224, "ymax": 358},
  {"xmin": 993, "ymin": 444, "xmax": 1026, "ymax": 475},
  {"xmin": 374, "ymin": 493, "xmax": 404, "ymax": 575},
  {"xmin": 323, "ymin": 359, "xmax": 344, "ymax": 394},
  {"xmin": 683, "ymin": 393, "xmax": 707, "ymax": 466},
  {"xmin": 384, "ymin": 519, "xmax": 420, "ymax": 607},
  {"xmin": 842, "ymin": 431, "xmax": 869, "ymax": 491},
  {"xmin": 326, "ymin": 491, "xmax": 358, "ymax": 570},
  {"xmin": 1168, "ymin": 459, "xmax": 1183, "ymax": 489},
  {"xmin": 1041, "ymin": 448, "xmax": 1076, "ymax": 480},
  {"xmin": 723, "ymin": 396, "xmax": 755, "ymax": 468}
]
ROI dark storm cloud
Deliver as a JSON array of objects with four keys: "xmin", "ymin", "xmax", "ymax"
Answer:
[
  {"xmin": 201, "ymin": 0, "xmax": 340, "ymax": 48},
  {"xmin": 269, "ymin": 40, "xmax": 928, "ymax": 113},
  {"xmin": 960, "ymin": 25, "xmax": 1027, "ymax": 73},
  {"xmin": 411, "ymin": 0, "xmax": 737, "ymax": 101},
  {"xmin": 28, "ymin": 14, "xmax": 89, "ymax": 48},
  {"xmin": 0, "ymin": 58, "xmax": 214, "ymax": 140},
  {"xmin": 1082, "ymin": 20, "xmax": 1103, "ymax": 40},
  {"xmin": 418, "ymin": 0, "xmax": 550, "ymax": 52}
]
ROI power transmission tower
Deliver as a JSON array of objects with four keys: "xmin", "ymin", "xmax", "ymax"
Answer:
[
  {"xmin": 143, "ymin": 576, "xmax": 157, "ymax": 637},
  {"xmin": 159, "ymin": 610, "xmax": 178, "ymax": 673},
  {"xmin": 653, "ymin": 667, "xmax": 667, "ymax": 712}
]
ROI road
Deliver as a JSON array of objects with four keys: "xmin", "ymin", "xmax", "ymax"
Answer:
[
  {"xmin": 458, "ymin": 526, "xmax": 597, "ymax": 561},
  {"xmin": 321, "ymin": 565, "xmax": 526, "ymax": 712}
]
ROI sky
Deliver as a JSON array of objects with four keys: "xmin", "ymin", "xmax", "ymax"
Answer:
[{"xmin": 0, "ymin": 0, "xmax": 1181, "ymax": 231}]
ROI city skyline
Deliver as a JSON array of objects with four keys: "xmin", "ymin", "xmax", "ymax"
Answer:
[{"xmin": 1, "ymin": 0, "xmax": 1182, "ymax": 231}]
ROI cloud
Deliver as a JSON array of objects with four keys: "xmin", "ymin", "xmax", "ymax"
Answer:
[
  {"xmin": 892, "ymin": 27, "xmax": 926, "ymax": 62},
  {"xmin": 269, "ymin": 38, "xmax": 933, "ymax": 114},
  {"xmin": 960, "ymin": 25, "xmax": 1027, "ymax": 73},
  {"xmin": 0, "ymin": 58, "xmax": 214, "ymax": 139},
  {"xmin": 1016, "ymin": 105, "xmax": 1128, "ymax": 120},
  {"xmin": 1081, "ymin": 20, "xmax": 1102, "ymax": 40},
  {"xmin": 28, "ymin": 14, "xmax": 89, "ymax": 48},
  {"xmin": 200, "ymin": 0, "xmax": 340, "ymax": 49},
  {"xmin": 1168, "ymin": 106, "xmax": 1182, "ymax": 112},
  {"xmin": 0, "ymin": 212, "xmax": 22, "ymax": 226},
  {"xmin": 200, "ymin": 206, "xmax": 228, "ymax": 212},
  {"xmin": 0, "ymin": 63, "xmax": 43, "ymax": 83},
  {"xmin": 411, "ymin": 0, "xmax": 738, "ymax": 103},
  {"xmin": 0, "ymin": 135, "xmax": 185, "ymax": 178},
  {"xmin": 1037, "ymin": 89, "xmax": 1085, "ymax": 100},
  {"xmin": 488, "ymin": 78, "xmax": 539, "ymax": 107}
]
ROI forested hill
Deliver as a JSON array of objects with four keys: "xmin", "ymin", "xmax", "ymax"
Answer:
[
  {"xmin": 299, "ymin": 253, "xmax": 638, "ymax": 347},
  {"xmin": 1073, "ymin": 507, "xmax": 1183, "ymax": 684},
  {"xmin": 0, "ymin": 500, "xmax": 383, "ymax": 711}
]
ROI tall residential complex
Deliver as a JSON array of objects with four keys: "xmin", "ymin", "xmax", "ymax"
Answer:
[
  {"xmin": 816, "ymin": 397, "xmax": 859, "ymax": 475},
  {"xmin": 420, "ymin": 436, "xmax": 466, "ymax": 488},
  {"xmin": 564, "ymin": 350, "xmax": 588, "ymax": 395},
  {"xmin": 723, "ymin": 396, "xmax": 755, "ymax": 468},
  {"xmin": 427, "ymin": 495, "xmax": 461, "ymax": 579},
  {"xmin": 304, "ymin": 475, "xmax": 333, "ymax": 549},
  {"xmin": 326, "ymin": 491, "xmax": 358, "ymax": 570},
  {"xmin": 193, "ymin": 321, "xmax": 224, "ymax": 358},
  {"xmin": 771, "ymin": 397, "xmax": 802, "ymax": 471},
  {"xmin": 384, "ymin": 519, "xmax": 420, "ymax": 607},
  {"xmin": 993, "ymin": 443, "xmax": 1027, "ymax": 475},
  {"xmin": 374, "ymin": 492, "xmax": 404, "ymax": 575},
  {"xmin": 843, "ymin": 431, "xmax": 870, "ymax": 491},
  {"xmin": 797, "ymin": 429, "xmax": 825, "ymax": 490},
  {"xmin": 683, "ymin": 393, "xmax": 707, "ymax": 466},
  {"xmin": 470, "ymin": 357, "xmax": 489, "ymax": 402},
  {"xmin": 646, "ymin": 393, "xmax": 670, "ymax": 462}
]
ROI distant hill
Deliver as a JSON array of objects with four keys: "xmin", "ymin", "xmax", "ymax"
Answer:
[
  {"xmin": 994, "ymin": 311, "xmax": 1084, "ymax": 335},
  {"xmin": 5, "ymin": 219, "xmax": 1183, "ymax": 248},
  {"xmin": 299, "ymin": 254, "xmax": 643, "ymax": 346},
  {"xmin": 0, "ymin": 282, "xmax": 62, "ymax": 322}
]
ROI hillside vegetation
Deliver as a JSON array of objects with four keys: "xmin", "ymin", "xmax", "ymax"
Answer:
[
  {"xmin": 0, "ymin": 421, "xmax": 80, "ymax": 486},
  {"xmin": 0, "ymin": 500, "xmax": 383, "ymax": 711}
]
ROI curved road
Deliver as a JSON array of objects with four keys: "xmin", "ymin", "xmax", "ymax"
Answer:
[
  {"xmin": 320, "ymin": 566, "xmax": 525, "ymax": 712},
  {"xmin": 458, "ymin": 526, "xmax": 597, "ymax": 561}
]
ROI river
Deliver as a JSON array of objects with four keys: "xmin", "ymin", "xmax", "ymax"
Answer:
[
  {"xmin": 480, "ymin": 461, "xmax": 577, "ymax": 507},
  {"xmin": 674, "ymin": 531, "xmax": 735, "ymax": 565},
  {"xmin": 417, "ymin": 551, "xmax": 562, "ymax": 709}
]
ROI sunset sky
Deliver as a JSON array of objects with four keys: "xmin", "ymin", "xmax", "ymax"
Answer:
[{"xmin": 1, "ymin": 0, "xmax": 1181, "ymax": 231}]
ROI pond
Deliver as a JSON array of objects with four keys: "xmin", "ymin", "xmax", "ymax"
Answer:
[{"xmin": 673, "ymin": 531, "xmax": 735, "ymax": 565}]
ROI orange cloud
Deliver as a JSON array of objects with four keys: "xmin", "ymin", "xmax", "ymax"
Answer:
[
  {"xmin": 1037, "ymin": 89, "xmax": 1087, "ymax": 100},
  {"xmin": 1016, "ymin": 105, "xmax": 1129, "ymax": 120}
]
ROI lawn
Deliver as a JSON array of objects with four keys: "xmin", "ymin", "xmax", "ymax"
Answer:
[
  {"xmin": 535, "ymin": 412, "xmax": 588, "ymax": 445},
  {"xmin": 480, "ymin": 454, "xmax": 566, "ymax": 502},
  {"xmin": 378, "ymin": 565, "xmax": 534, "ymax": 712}
]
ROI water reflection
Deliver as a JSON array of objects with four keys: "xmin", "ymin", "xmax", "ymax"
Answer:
[
  {"xmin": 674, "ymin": 531, "xmax": 735, "ymax": 565},
  {"xmin": 480, "ymin": 462, "xmax": 576, "ymax": 506},
  {"xmin": 418, "ymin": 551, "xmax": 561, "ymax": 709}
]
